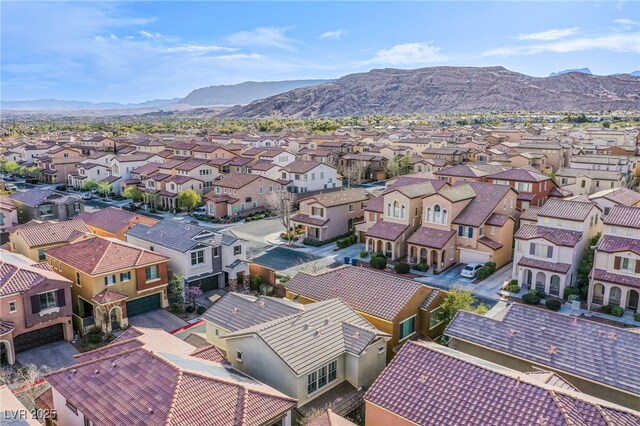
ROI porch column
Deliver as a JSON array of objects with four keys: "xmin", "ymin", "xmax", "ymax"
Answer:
[
  {"xmin": 621, "ymin": 288, "xmax": 629, "ymax": 309},
  {"xmin": 603, "ymin": 283, "xmax": 611, "ymax": 306}
]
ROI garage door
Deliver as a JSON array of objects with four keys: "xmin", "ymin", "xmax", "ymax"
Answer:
[
  {"xmin": 14, "ymin": 324, "xmax": 64, "ymax": 353},
  {"xmin": 459, "ymin": 248, "xmax": 491, "ymax": 265},
  {"xmin": 188, "ymin": 275, "xmax": 219, "ymax": 292},
  {"xmin": 126, "ymin": 293, "xmax": 161, "ymax": 317}
]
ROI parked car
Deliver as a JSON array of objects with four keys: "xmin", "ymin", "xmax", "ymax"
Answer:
[
  {"xmin": 81, "ymin": 192, "xmax": 93, "ymax": 200},
  {"xmin": 25, "ymin": 178, "xmax": 39, "ymax": 184},
  {"xmin": 461, "ymin": 263, "xmax": 483, "ymax": 278},
  {"xmin": 190, "ymin": 206, "xmax": 207, "ymax": 216},
  {"xmin": 1, "ymin": 174, "xmax": 16, "ymax": 182},
  {"xmin": 4, "ymin": 183, "xmax": 18, "ymax": 192},
  {"xmin": 122, "ymin": 202, "xmax": 139, "ymax": 212}
]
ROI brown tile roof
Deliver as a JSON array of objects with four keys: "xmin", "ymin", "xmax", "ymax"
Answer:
[
  {"xmin": 592, "ymin": 187, "xmax": 640, "ymax": 207},
  {"xmin": 364, "ymin": 340, "xmax": 640, "ymax": 426},
  {"xmin": 538, "ymin": 198, "xmax": 596, "ymax": 222},
  {"xmin": 478, "ymin": 236, "xmax": 503, "ymax": 250},
  {"xmin": 603, "ymin": 205, "xmax": 640, "ymax": 229},
  {"xmin": 0, "ymin": 257, "xmax": 70, "ymax": 296},
  {"xmin": 407, "ymin": 227, "xmax": 455, "ymax": 249},
  {"xmin": 290, "ymin": 213, "xmax": 329, "ymax": 227},
  {"xmin": 286, "ymin": 266, "xmax": 427, "ymax": 321},
  {"xmin": 365, "ymin": 220, "xmax": 408, "ymax": 241},
  {"xmin": 189, "ymin": 345, "xmax": 230, "ymax": 366},
  {"xmin": 11, "ymin": 219, "xmax": 89, "ymax": 247},
  {"xmin": 0, "ymin": 320, "xmax": 15, "ymax": 335},
  {"xmin": 91, "ymin": 288, "xmax": 129, "ymax": 304},
  {"xmin": 517, "ymin": 257, "xmax": 571, "ymax": 274},
  {"xmin": 515, "ymin": 224, "xmax": 583, "ymax": 247},
  {"xmin": 520, "ymin": 206, "xmax": 542, "ymax": 222},
  {"xmin": 305, "ymin": 409, "xmax": 357, "ymax": 426},
  {"xmin": 211, "ymin": 172, "xmax": 261, "ymax": 189},
  {"xmin": 280, "ymin": 160, "xmax": 325, "ymax": 174},
  {"xmin": 593, "ymin": 268, "xmax": 640, "ymax": 289},
  {"xmin": 485, "ymin": 213, "xmax": 510, "ymax": 227},
  {"xmin": 363, "ymin": 195, "xmax": 383, "ymax": 213},
  {"xmin": 597, "ymin": 235, "xmax": 640, "ymax": 256},
  {"xmin": 451, "ymin": 182, "xmax": 512, "ymax": 227},
  {"xmin": 304, "ymin": 188, "xmax": 370, "ymax": 207},
  {"xmin": 297, "ymin": 382, "xmax": 364, "ymax": 419},
  {"xmin": 489, "ymin": 167, "xmax": 550, "ymax": 182},
  {"xmin": 76, "ymin": 207, "xmax": 150, "ymax": 235},
  {"xmin": 45, "ymin": 236, "xmax": 168, "ymax": 275}
]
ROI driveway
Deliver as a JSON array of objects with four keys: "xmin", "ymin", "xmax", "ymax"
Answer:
[
  {"xmin": 252, "ymin": 246, "xmax": 321, "ymax": 271},
  {"xmin": 127, "ymin": 309, "xmax": 188, "ymax": 332},
  {"xmin": 16, "ymin": 341, "xmax": 79, "ymax": 371}
]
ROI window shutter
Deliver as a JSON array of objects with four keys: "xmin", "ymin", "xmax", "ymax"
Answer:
[
  {"xmin": 57, "ymin": 288, "xmax": 66, "ymax": 307},
  {"xmin": 635, "ymin": 261, "xmax": 640, "ymax": 274},
  {"xmin": 547, "ymin": 246, "xmax": 553, "ymax": 258},
  {"xmin": 530, "ymin": 243, "xmax": 536, "ymax": 255},
  {"xmin": 31, "ymin": 295, "xmax": 40, "ymax": 314},
  {"xmin": 468, "ymin": 228, "xmax": 473, "ymax": 238},
  {"xmin": 458, "ymin": 226, "xmax": 463, "ymax": 236},
  {"xmin": 104, "ymin": 276, "xmax": 108, "ymax": 286},
  {"xmin": 613, "ymin": 256, "xmax": 621, "ymax": 270}
]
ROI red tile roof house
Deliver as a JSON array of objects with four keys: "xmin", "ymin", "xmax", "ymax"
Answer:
[
  {"xmin": 433, "ymin": 163, "xmax": 509, "ymax": 184},
  {"xmin": 588, "ymin": 205, "xmax": 640, "ymax": 315},
  {"xmin": 203, "ymin": 173, "xmax": 283, "ymax": 218},
  {"xmin": 444, "ymin": 303, "xmax": 640, "ymax": 411},
  {"xmin": 513, "ymin": 198, "xmax": 602, "ymax": 298},
  {"xmin": 43, "ymin": 326, "xmax": 297, "ymax": 426},
  {"xmin": 487, "ymin": 167, "xmax": 560, "ymax": 211},
  {"xmin": 278, "ymin": 161, "xmax": 341, "ymax": 194},
  {"xmin": 0, "ymin": 251, "xmax": 73, "ymax": 365},
  {"xmin": 364, "ymin": 339, "xmax": 640, "ymax": 425}
]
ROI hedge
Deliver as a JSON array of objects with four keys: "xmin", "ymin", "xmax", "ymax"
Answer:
[
  {"xmin": 360, "ymin": 251, "xmax": 368, "ymax": 258},
  {"xmin": 475, "ymin": 266, "xmax": 491, "ymax": 281},
  {"xmin": 371, "ymin": 252, "xmax": 386, "ymax": 259},
  {"xmin": 508, "ymin": 282, "xmax": 520, "ymax": 293},
  {"xmin": 185, "ymin": 306, "xmax": 195, "ymax": 313},
  {"xmin": 336, "ymin": 234, "xmax": 358, "ymax": 249},
  {"xmin": 545, "ymin": 299, "xmax": 562, "ymax": 311},
  {"xmin": 196, "ymin": 306, "xmax": 207, "ymax": 315},
  {"xmin": 394, "ymin": 262, "xmax": 410, "ymax": 274},
  {"xmin": 635, "ymin": 312, "xmax": 640, "ymax": 322},
  {"xmin": 530, "ymin": 289, "xmax": 546, "ymax": 299},
  {"xmin": 412, "ymin": 263, "xmax": 428, "ymax": 272},
  {"xmin": 563, "ymin": 286, "xmax": 581, "ymax": 300},
  {"xmin": 87, "ymin": 334, "xmax": 102, "ymax": 344},
  {"xmin": 611, "ymin": 305, "xmax": 624, "ymax": 317},
  {"xmin": 370, "ymin": 256, "xmax": 387, "ymax": 269},
  {"xmin": 522, "ymin": 293, "xmax": 541, "ymax": 305},
  {"xmin": 303, "ymin": 231, "xmax": 355, "ymax": 247}
]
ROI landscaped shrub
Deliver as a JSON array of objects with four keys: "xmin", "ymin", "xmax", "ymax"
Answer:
[
  {"xmin": 475, "ymin": 266, "xmax": 491, "ymax": 281},
  {"xmin": 531, "ymin": 289, "xmax": 546, "ymax": 299},
  {"xmin": 370, "ymin": 256, "xmax": 387, "ymax": 269},
  {"xmin": 371, "ymin": 252, "xmax": 386, "ymax": 259},
  {"xmin": 522, "ymin": 293, "xmax": 541, "ymax": 305},
  {"xmin": 336, "ymin": 234, "xmax": 358, "ymax": 249},
  {"xmin": 360, "ymin": 251, "xmax": 368, "ymax": 258},
  {"xmin": 545, "ymin": 299, "xmax": 562, "ymax": 311},
  {"xmin": 87, "ymin": 326, "xmax": 101, "ymax": 335},
  {"xmin": 413, "ymin": 263, "xmax": 428, "ymax": 272},
  {"xmin": 196, "ymin": 306, "xmax": 206, "ymax": 315},
  {"xmin": 611, "ymin": 305, "xmax": 624, "ymax": 317},
  {"xmin": 303, "ymin": 231, "xmax": 354, "ymax": 247},
  {"xmin": 170, "ymin": 303, "xmax": 182, "ymax": 314},
  {"xmin": 509, "ymin": 279, "xmax": 518, "ymax": 286},
  {"xmin": 563, "ymin": 287, "xmax": 581, "ymax": 300},
  {"xmin": 394, "ymin": 262, "xmax": 410, "ymax": 274},
  {"xmin": 87, "ymin": 334, "xmax": 102, "ymax": 344},
  {"xmin": 601, "ymin": 304, "xmax": 613, "ymax": 314},
  {"xmin": 508, "ymin": 282, "xmax": 521, "ymax": 293},
  {"xmin": 484, "ymin": 262, "xmax": 497, "ymax": 274},
  {"xmin": 635, "ymin": 312, "xmax": 640, "ymax": 322},
  {"xmin": 185, "ymin": 306, "xmax": 195, "ymax": 313},
  {"xmin": 302, "ymin": 238, "xmax": 323, "ymax": 246}
]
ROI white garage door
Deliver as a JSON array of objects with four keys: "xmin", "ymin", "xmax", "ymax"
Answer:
[{"xmin": 459, "ymin": 248, "xmax": 490, "ymax": 265}]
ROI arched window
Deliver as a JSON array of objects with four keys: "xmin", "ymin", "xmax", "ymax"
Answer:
[
  {"xmin": 400, "ymin": 205, "xmax": 406, "ymax": 219},
  {"xmin": 609, "ymin": 286, "xmax": 622, "ymax": 306},
  {"xmin": 427, "ymin": 207, "xmax": 432, "ymax": 222},
  {"xmin": 387, "ymin": 203, "xmax": 392, "ymax": 217},
  {"xmin": 433, "ymin": 204, "xmax": 441, "ymax": 223},
  {"xmin": 549, "ymin": 275, "xmax": 560, "ymax": 296},
  {"xmin": 442, "ymin": 209, "xmax": 448, "ymax": 224},
  {"xmin": 393, "ymin": 201, "xmax": 400, "ymax": 218},
  {"xmin": 535, "ymin": 272, "xmax": 546, "ymax": 293}
]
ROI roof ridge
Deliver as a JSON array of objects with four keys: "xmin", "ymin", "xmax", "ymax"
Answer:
[
  {"xmin": 72, "ymin": 337, "xmax": 141, "ymax": 359},
  {"xmin": 45, "ymin": 346, "xmax": 147, "ymax": 377},
  {"xmin": 239, "ymin": 387, "xmax": 249, "ymax": 426},
  {"xmin": 89, "ymin": 237, "xmax": 112, "ymax": 275},
  {"xmin": 164, "ymin": 371, "xmax": 183, "ymax": 426},
  {"xmin": 548, "ymin": 390, "xmax": 578, "ymax": 426}
]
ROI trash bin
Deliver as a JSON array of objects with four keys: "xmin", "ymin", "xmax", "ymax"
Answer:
[
  {"xmin": 351, "ymin": 258, "xmax": 358, "ymax": 266},
  {"xmin": 344, "ymin": 257, "xmax": 350, "ymax": 264}
]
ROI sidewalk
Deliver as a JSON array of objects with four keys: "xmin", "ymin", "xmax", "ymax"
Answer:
[{"xmin": 557, "ymin": 303, "xmax": 640, "ymax": 327}]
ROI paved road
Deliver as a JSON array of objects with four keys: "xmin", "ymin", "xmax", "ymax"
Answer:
[{"xmin": 16, "ymin": 341, "xmax": 79, "ymax": 371}]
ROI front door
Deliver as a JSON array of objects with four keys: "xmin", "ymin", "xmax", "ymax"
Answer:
[
  {"xmin": 110, "ymin": 308, "xmax": 120, "ymax": 331},
  {"xmin": 628, "ymin": 290, "xmax": 639, "ymax": 311}
]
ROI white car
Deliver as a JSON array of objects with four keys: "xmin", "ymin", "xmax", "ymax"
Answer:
[
  {"xmin": 4, "ymin": 183, "xmax": 18, "ymax": 191},
  {"xmin": 191, "ymin": 206, "xmax": 207, "ymax": 215},
  {"xmin": 461, "ymin": 263, "xmax": 484, "ymax": 278},
  {"xmin": 81, "ymin": 192, "xmax": 93, "ymax": 200}
]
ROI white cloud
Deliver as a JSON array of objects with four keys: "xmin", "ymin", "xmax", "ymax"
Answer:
[
  {"xmin": 482, "ymin": 33, "xmax": 640, "ymax": 57},
  {"xmin": 615, "ymin": 18, "xmax": 640, "ymax": 26},
  {"xmin": 363, "ymin": 42, "xmax": 447, "ymax": 66},
  {"xmin": 516, "ymin": 27, "xmax": 580, "ymax": 41},
  {"xmin": 227, "ymin": 27, "xmax": 297, "ymax": 51},
  {"xmin": 165, "ymin": 44, "xmax": 238, "ymax": 54},
  {"xmin": 139, "ymin": 30, "xmax": 162, "ymax": 39},
  {"xmin": 319, "ymin": 29, "xmax": 345, "ymax": 40}
]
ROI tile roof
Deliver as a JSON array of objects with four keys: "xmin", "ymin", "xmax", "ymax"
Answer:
[
  {"xmin": 365, "ymin": 220, "xmax": 409, "ymax": 241},
  {"xmin": 212, "ymin": 172, "xmax": 261, "ymax": 189},
  {"xmin": 202, "ymin": 293, "xmax": 304, "ymax": 332},
  {"xmin": 0, "ymin": 253, "xmax": 70, "ymax": 296},
  {"xmin": 478, "ymin": 236, "xmax": 503, "ymax": 250},
  {"xmin": 445, "ymin": 304, "xmax": 640, "ymax": 396},
  {"xmin": 538, "ymin": 198, "xmax": 596, "ymax": 222},
  {"xmin": 0, "ymin": 320, "xmax": 15, "ymax": 335},
  {"xmin": 297, "ymin": 382, "xmax": 365, "ymax": 419},
  {"xmin": 489, "ymin": 167, "xmax": 550, "ymax": 182},
  {"xmin": 393, "ymin": 182, "xmax": 437, "ymax": 199},
  {"xmin": 76, "ymin": 207, "xmax": 150, "ymax": 235},
  {"xmin": 10, "ymin": 188, "xmax": 79, "ymax": 207},
  {"xmin": 290, "ymin": 213, "xmax": 329, "ymax": 227},
  {"xmin": 91, "ymin": 289, "xmax": 129, "ymax": 304},
  {"xmin": 305, "ymin": 409, "xmax": 357, "ymax": 426},
  {"xmin": 591, "ymin": 187, "xmax": 640, "ymax": 207},
  {"xmin": 364, "ymin": 341, "xmax": 640, "ymax": 426},
  {"xmin": 517, "ymin": 257, "xmax": 572, "ymax": 274},
  {"xmin": 189, "ymin": 345, "xmax": 230, "ymax": 366},
  {"xmin": 420, "ymin": 288, "xmax": 442, "ymax": 310},
  {"xmin": 286, "ymin": 266, "xmax": 427, "ymax": 321},
  {"xmin": 126, "ymin": 219, "xmax": 217, "ymax": 253},
  {"xmin": 604, "ymin": 205, "xmax": 640, "ymax": 229},
  {"xmin": 224, "ymin": 299, "xmax": 387, "ymax": 375},
  {"xmin": 438, "ymin": 184, "xmax": 476, "ymax": 202},
  {"xmin": 304, "ymin": 189, "xmax": 370, "ymax": 207},
  {"xmin": 556, "ymin": 167, "xmax": 622, "ymax": 180},
  {"xmin": 592, "ymin": 269, "xmax": 640, "ymax": 290},
  {"xmin": 515, "ymin": 224, "xmax": 583, "ymax": 247},
  {"xmin": 281, "ymin": 160, "xmax": 324, "ymax": 174},
  {"xmin": 451, "ymin": 182, "xmax": 512, "ymax": 227},
  {"xmin": 597, "ymin": 235, "xmax": 640, "ymax": 256},
  {"xmin": 363, "ymin": 195, "xmax": 383, "ymax": 213},
  {"xmin": 485, "ymin": 213, "xmax": 510, "ymax": 227},
  {"xmin": 520, "ymin": 206, "xmax": 542, "ymax": 222},
  {"xmin": 407, "ymin": 227, "xmax": 455, "ymax": 249},
  {"xmin": 45, "ymin": 236, "xmax": 167, "ymax": 275}
]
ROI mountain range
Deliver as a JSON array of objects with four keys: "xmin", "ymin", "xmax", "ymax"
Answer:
[
  {"xmin": 221, "ymin": 66, "xmax": 640, "ymax": 117},
  {"xmin": 549, "ymin": 68, "xmax": 592, "ymax": 77}
]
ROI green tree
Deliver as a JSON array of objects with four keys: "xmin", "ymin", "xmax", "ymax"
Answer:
[
  {"xmin": 576, "ymin": 233, "xmax": 601, "ymax": 290},
  {"xmin": 602, "ymin": 121, "xmax": 611, "ymax": 128},
  {"xmin": 439, "ymin": 288, "xmax": 489, "ymax": 324},
  {"xmin": 177, "ymin": 189, "xmax": 201, "ymax": 212},
  {"xmin": 23, "ymin": 166, "xmax": 40, "ymax": 179},
  {"xmin": 167, "ymin": 273, "xmax": 184, "ymax": 312},
  {"xmin": 97, "ymin": 181, "xmax": 112, "ymax": 198},
  {"xmin": 387, "ymin": 154, "xmax": 412, "ymax": 178},
  {"xmin": 1, "ymin": 161, "xmax": 20, "ymax": 175},
  {"xmin": 82, "ymin": 179, "xmax": 98, "ymax": 191},
  {"xmin": 123, "ymin": 186, "xmax": 143, "ymax": 202}
]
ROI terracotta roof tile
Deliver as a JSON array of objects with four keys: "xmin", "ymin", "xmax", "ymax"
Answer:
[
  {"xmin": 450, "ymin": 182, "xmax": 512, "ymax": 227},
  {"xmin": 91, "ymin": 288, "xmax": 129, "ymax": 304},
  {"xmin": 407, "ymin": 227, "xmax": 455, "ymax": 249},
  {"xmin": 597, "ymin": 235, "xmax": 640, "ymax": 256},
  {"xmin": 486, "ymin": 213, "xmax": 510, "ymax": 227},
  {"xmin": 11, "ymin": 219, "xmax": 89, "ymax": 247},
  {"xmin": 604, "ymin": 205, "xmax": 640, "ymax": 229},
  {"xmin": 478, "ymin": 236, "xmax": 503, "ymax": 250},
  {"xmin": 593, "ymin": 268, "xmax": 640, "ymax": 290},
  {"xmin": 517, "ymin": 257, "xmax": 572, "ymax": 274},
  {"xmin": 538, "ymin": 198, "xmax": 596, "ymax": 222},
  {"xmin": 365, "ymin": 220, "xmax": 408, "ymax": 241},
  {"xmin": 291, "ymin": 213, "xmax": 329, "ymax": 227},
  {"xmin": 515, "ymin": 224, "xmax": 583, "ymax": 247}
]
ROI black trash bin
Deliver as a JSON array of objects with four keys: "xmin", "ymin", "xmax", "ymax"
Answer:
[{"xmin": 344, "ymin": 257, "xmax": 350, "ymax": 264}]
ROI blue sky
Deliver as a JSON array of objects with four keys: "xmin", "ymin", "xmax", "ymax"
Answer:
[{"xmin": 2, "ymin": 1, "xmax": 639, "ymax": 103}]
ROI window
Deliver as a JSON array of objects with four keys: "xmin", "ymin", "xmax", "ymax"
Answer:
[
  {"xmin": 269, "ymin": 185, "xmax": 273, "ymax": 193},
  {"xmin": 521, "ymin": 201, "xmax": 530, "ymax": 210},
  {"xmin": 429, "ymin": 306, "xmax": 445, "ymax": 330},
  {"xmin": 215, "ymin": 328, "xmax": 219, "ymax": 336},
  {"xmin": 120, "ymin": 272, "xmax": 131, "ymax": 282},
  {"xmin": 84, "ymin": 416, "xmax": 92, "ymax": 426},
  {"xmin": 149, "ymin": 246, "xmax": 154, "ymax": 252},
  {"xmin": 191, "ymin": 250, "xmax": 205, "ymax": 265},
  {"xmin": 37, "ymin": 249, "xmax": 46, "ymax": 261},
  {"xmin": 399, "ymin": 315, "xmax": 416, "ymax": 340},
  {"xmin": 318, "ymin": 366, "xmax": 327, "ymax": 388},
  {"xmin": 236, "ymin": 350, "xmax": 243, "ymax": 362},
  {"xmin": 213, "ymin": 247, "xmax": 220, "ymax": 257},
  {"xmin": 258, "ymin": 186, "xmax": 264, "ymax": 194},
  {"xmin": 38, "ymin": 291, "xmax": 57, "ymax": 310},
  {"xmin": 307, "ymin": 371, "xmax": 317, "ymax": 394},
  {"xmin": 312, "ymin": 207, "xmax": 324, "ymax": 217},
  {"xmin": 348, "ymin": 204, "xmax": 354, "ymax": 213},
  {"xmin": 9, "ymin": 301, "xmax": 17, "ymax": 313},
  {"xmin": 76, "ymin": 272, "xmax": 81, "ymax": 285},
  {"xmin": 39, "ymin": 205, "xmax": 53, "ymax": 216},
  {"xmin": 104, "ymin": 275, "xmax": 116, "ymax": 285},
  {"xmin": 479, "ymin": 227, "xmax": 484, "ymax": 237},
  {"xmin": 146, "ymin": 265, "xmax": 159, "ymax": 281},
  {"xmin": 234, "ymin": 245, "xmax": 242, "ymax": 256},
  {"xmin": 66, "ymin": 400, "xmax": 78, "ymax": 415},
  {"xmin": 490, "ymin": 226, "xmax": 496, "ymax": 235},
  {"xmin": 604, "ymin": 207, "xmax": 611, "ymax": 215},
  {"xmin": 328, "ymin": 360, "xmax": 337, "ymax": 381},
  {"xmin": 433, "ymin": 204, "xmax": 441, "ymax": 223},
  {"xmin": 307, "ymin": 360, "xmax": 337, "ymax": 395},
  {"xmin": 621, "ymin": 257, "xmax": 637, "ymax": 272},
  {"xmin": 516, "ymin": 182, "xmax": 532, "ymax": 192}
]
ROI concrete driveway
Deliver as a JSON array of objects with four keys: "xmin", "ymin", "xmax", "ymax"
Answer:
[
  {"xmin": 127, "ymin": 309, "xmax": 188, "ymax": 332},
  {"xmin": 16, "ymin": 341, "xmax": 79, "ymax": 371},
  {"xmin": 253, "ymin": 246, "xmax": 321, "ymax": 271}
]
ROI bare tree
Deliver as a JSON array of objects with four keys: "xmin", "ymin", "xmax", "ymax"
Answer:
[
  {"xmin": 339, "ymin": 160, "xmax": 367, "ymax": 189},
  {"xmin": 0, "ymin": 363, "xmax": 51, "ymax": 408},
  {"xmin": 267, "ymin": 190, "xmax": 295, "ymax": 245}
]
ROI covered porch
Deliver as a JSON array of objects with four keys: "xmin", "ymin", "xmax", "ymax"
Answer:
[
  {"xmin": 589, "ymin": 269, "xmax": 640, "ymax": 313},
  {"xmin": 517, "ymin": 258, "xmax": 571, "ymax": 298},
  {"xmin": 406, "ymin": 227, "xmax": 456, "ymax": 270},
  {"xmin": 364, "ymin": 220, "xmax": 409, "ymax": 260},
  {"xmin": 291, "ymin": 213, "xmax": 330, "ymax": 242}
]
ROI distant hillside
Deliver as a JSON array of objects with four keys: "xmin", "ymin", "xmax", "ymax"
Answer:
[
  {"xmin": 179, "ymin": 80, "xmax": 332, "ymax": 106},
  {"xmin": 221, "ymin": 66, "xmax": 640, "ymax": 117},
  {"xmin": 1, "ymin": 98, "xmax": 179, "ymax": 111},
  {"xmin": 549, "ymin": 68, "xmax": 592, "ymax": 77},
  {"xmin": 631, "ymin": 71, "xmax": 640, "ymax": 77}
]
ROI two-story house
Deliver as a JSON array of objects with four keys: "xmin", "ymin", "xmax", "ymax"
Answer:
[
  {"xmin": 0, "ymin": 194, "xmax": 18, "ymax": 235},
  {"xmin": 68, "ymin": 162, "xmax": 111, "ymax": 189},
  {"xmin": 421, "ymin": 147, "xmax": 469, "ymax": 164},
  {"xmin": 222, "ymin": 298, "xmax": 389, "ymax": 420},
  {"xmin": 556, "ymin": 167, "xmax": 625, "ymax": 196},
  {"xmin": 513, "ymin": 143, "xmax": 566, "ymax": 171},
  {"xmin": 588, "ymin": 187, "xmax": 640, "ymax": 217},
  {"xmin": 433, "ymin": 164, "xmax": 509, "ymax": 185},
  {"xmin": 9, "ymin": 219, "xmax": 90, "ymax": 262},
  {"xmin": 0, "ymin": 251, "xmax": 73, "ymax": 365},
  {"xmin": 513, "ymin": 198, "xmax": 602, "ymax": 297},
  {"xmin": 203, "ymin": 173, "xmax": 282, "ymax": 218},
  {"xmin": 588, "ymin": 205, "xmax": 640, "ymax": 314},
  {"xmin": 279, "ymin": 161, "xmax": 340, "ymax": 193},
  {"xmin": 45, "ymin": 235, "xmax": 170, "ymax": 334},
  {"xmin": 76, "ymin": 207, "xmax": 158, "ymax": 240},
  {"xmin": 338, "ymin": 153, "xmax": 387, "ymax": 182},
  {"xmin": 487, "ymin": 167, "xmax": 559, "ymax": 210},
  {"xmin": 10, "ymin": 189, "xmax": 84, "ymax": 222},
  {"xmin": 291, "ymin": 189, "xmax": 370, "ymax": 242},
  {"xmin": 174, "ymin": 159, "xmax": 219, "ymax": 189}
]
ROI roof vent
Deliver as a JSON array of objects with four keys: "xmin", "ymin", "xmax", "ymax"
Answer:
[
  {"xmin": 71, "ymin": 369, "xmax": 77, "ymax": 374},
  {"xmin": 303, "ymin": 323, "xmax": 310, "ymax": 330},
  {"xmin": 354, "ymin": 331, "xmax": 360, "ymax": 338},
  {"xmin": 537, "ymin": 415, "xmax": 548, "ymax": 426},
  {"xmin": 571, "ymin": 317, "xmax": 578, "ymax": 325},
  {"xmin": 548, "ymin": 345, "xmax": 558, "ymax": 355},
  {"xmin": 94, "ymin": 369, "xmax": 100, "ymax": 375},
  {"xmin": 597, "ymin": 329, "xmax": 605, "ymax": 337},
  {"xmin": 258, "ymin": 301, "xmax": 266, "ymax": 308},
  {"xmin": 515, "ymin": 376, "xmax": 521, "ymax": 386},
  {"xmin": 507, "ymin": 329, "xmax": 516, "ymax": 337},
  {"xmin": 315, "ymin": 329, "xmax": 322, "ymax": 336},
  {"xmin": 148, "ymin": 408, "xmax": 154, "ymax": 415},
  {"xmin": 324, "ymin": 318, "xmax": 330, "ymax": 325},
  {"xmin": 417, "ymin": 374, "xmax": 428, "ymax": 384},
  {"xmin": 233, "ymin": 307, "xmax": 239, "ymax": 313},
  {"xmin": 111, "ymin": 361, "xmax": 117, "ymax": 368},
  {"xmin": 608, "ymin": 331, "xmax": 617, "ymax": 341}
]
